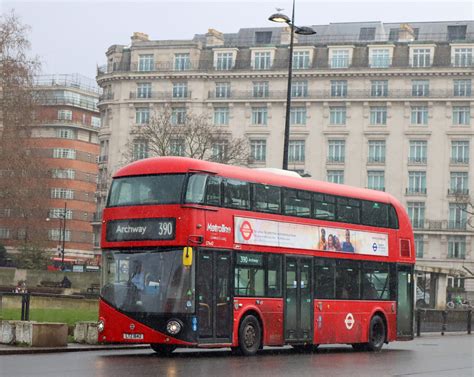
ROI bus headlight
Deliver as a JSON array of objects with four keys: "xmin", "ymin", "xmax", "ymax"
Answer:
[
  {"xmin": 97, "ymin": 319, "xmax": 105, "ymax": 333},
  {"xmin": 166, "ymin": 320, "xmax": 182, "ymax": 335}
]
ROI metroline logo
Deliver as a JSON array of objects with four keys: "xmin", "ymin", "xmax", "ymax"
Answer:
[{"xmin": 207, "ymin": 223, "xmax": 232, "ymax": 234}]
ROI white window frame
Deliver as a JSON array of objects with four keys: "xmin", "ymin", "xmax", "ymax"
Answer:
[
  {"xmin": 135, "ymin": 108, "xmax": 150, "ymax": 124},
  {"xmin": 330, "ymin": 80, "xmax": 348, "ymax": 97},
  {"xmin": 407, "ymin": 202, "xmax": 425, "ymax": 228},
  {"xmin": 367, "ymin": 170, "xmax": 385, "ymax": 191},
  {"xmin": 53, "ymin": 148, "xmax": 76, "ymax": 159},
  {"xmin": 452, "ymin": 106, "xmax": 470, "ymax": 125},
  {"xmin": 288, "ymin": 140, "xmax": 305, "ymax": 162},
  {"xmin": 172, "ymin": 82, "xmax": 188, "ymax": 98},
  {"xmin": 253, "ymin": 81, "xmax": 269, "ymax": 98},
  {"xmin": 132, "ymin": 140, "xmax": 149, "ymax": 160},
  {"xmin": 370, "ymin": 106, "xmax": 387, "ymax": 125},
  {"xmin": 251, "ymin": 49, "xmax": 275, "ymax": 70},
  {"xmin": 328, "ymin": 140, "xmax": 345, "ymax": 163},
  {"xmin": 410, "ymin": 46, "xmax": 434, "ymax": 67},
  {"xmin": 329, "ymin": 107, "xmax": 346, "ymax": 125},
  {"xmin": 174, "ymin": 53, "xmax": 191, "ymax": 71},
  {"xmin": 291, "ymin": 80, "xmax": 308, "ymax": 97},
  {"xmin": 368, "ymin": 140, "xmax": 386, "ymax": 163},
  {"xmin": 215, "ymin": 82, "xmax": 231, "ymax": 98},
  {"xmin": 137, "ymin": 83, "xmax": 152, "ymax": 98},
  {"xmin": 171, "ymin": 107, "xmax": 187, "ymax": 125},
  {"xmin": 451, "ymin": 45, "xmax": 473, "ymax": 67},
  {"xmin": 251, "ymin": 107, "xmax": 268, "ymax": 125},
  {"xmin": 409, "ymin": 140, "xmax": 428, "ymax": 163},
  {"xmin": 453, "ymin": 79, "xmax": 471, "ymax": 96},
  {"xmin": 292, "ymin": 50, "xmax": 311, "ymax": 69},
  {"xmin": 411, "ymin": 106, "xmax": 429, "ymax": 125},
  {"xmin": 329, "ymin": 47, "xmax": 352, "ymax": 68},
  {"xmin": 58, "ymin": 109, "xmax": 72, "ymax": 121},
  {"xmin": 214, "ymin": 107, "xmax": 229, "ymax": 126},
  {"xmin": 371, "ymin": 80, "xmax": 388, "ymax": 97},
  {"xmin": 369, "ymin": 48, "xmax": 391, "ymax": 68},
  {"xmin": 290, "ymin": 107, "xmax": 307, "ymax": 125},
  {"xmin": 451, "ymin": 140, "xmax": 470, "ymax": 163},
  {"xmin": 138, "ymin": 54, "xmax": 154, "ymax": 72},
  {"xmin": 57, "ymin": 128, "xmax": 75, "ymax": 139},
  {"xmin": 250, "ymin": 140, "xmax": 267, "ymax": 162},
  {"xmin": 412, "ymin": 80, "xmax": 430, "ymax": 97},
  {"xmin": 327, "ymin": 170, "xmax": 344, "ymax": 184}
]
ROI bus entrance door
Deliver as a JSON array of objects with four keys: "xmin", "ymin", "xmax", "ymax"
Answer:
[
  {"xmin": 284, "ymin": 257, "xmax": 313, "ymax": 343},
  {"xmin": 196, "ymin": 249, "xmax": 232, "ymax": 344},
  {"xmin": 397, "ymin": 264, "xmax": 414, "ymax": 338}
]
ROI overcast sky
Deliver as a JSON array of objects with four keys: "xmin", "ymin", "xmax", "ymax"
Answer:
[{"xmin": 3, "ymin": 0, "xmax": 474, "ymax": 79}]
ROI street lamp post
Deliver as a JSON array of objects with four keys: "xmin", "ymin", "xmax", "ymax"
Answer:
[
  {"xmin": 60, "ymin": 202, "xmax": 67, "ymax": 270},
  {"xmin": 269, "ymin": 0, "xmax": 316, "ymax": 170}
]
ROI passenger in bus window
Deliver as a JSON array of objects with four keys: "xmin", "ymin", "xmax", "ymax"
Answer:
[
  {"xmin": 342, "ymin": 229, "xmax": 355, "ymax": 252},
  {"xmin": 131, "ymin": 262, "xmax": 145, "ymax": 291},
  {"xmin": 318, "ymin": 228, "xmax": 327, "ymax": 250}
]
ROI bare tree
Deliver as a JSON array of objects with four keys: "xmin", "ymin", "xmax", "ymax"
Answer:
[
  {"xmin": 454, "ymin": 192, "xmax": 474, "ymax": 229},
  {"xmin": 0, "ymin": 12, "xmax": 49, "ymax": 250},
  {"xmin": 124, "ymin": 107, "xmax": 250, "ymax": 166}
]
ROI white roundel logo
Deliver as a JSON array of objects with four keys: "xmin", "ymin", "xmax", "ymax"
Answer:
[{"xmin": 345, "ymin": 313, "xmax": 355, "ymax": 330}]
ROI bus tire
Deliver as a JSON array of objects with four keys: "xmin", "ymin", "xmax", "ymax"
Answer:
[
  {"xmin": 366, "ymin": 315, "xmax": 385, "ymax": 352},
  {"xmin": 238, "ymin": 315, "xmax": 262, "ymax": 356},
  {"xmin": 150, "ymin": 344, "xmax": 177, "ymax": 356}
]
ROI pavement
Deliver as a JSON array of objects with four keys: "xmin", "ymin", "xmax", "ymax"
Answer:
[{"xmin": 0, "ymin": 342, "xmax": 150, "ymax": 355}]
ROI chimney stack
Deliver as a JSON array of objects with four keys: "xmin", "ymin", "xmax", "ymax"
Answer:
[
  {"xmin": 131, "ymin": 32, "xmax": 149, "ymax": 43},
  {"xmin": 206, "ymin": 29, "xmax": 224, "ymax": 46},
  {"xmin": 398, "ymin": 24, "xmax": 415, "ymax": 42}
]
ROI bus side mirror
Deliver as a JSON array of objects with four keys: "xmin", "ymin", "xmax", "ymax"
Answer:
[{"xmin": 183, "ymin": 247, "xmax": 193, "ymax": 267}]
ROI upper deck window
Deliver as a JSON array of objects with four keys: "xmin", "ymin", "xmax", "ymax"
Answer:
[{"xmin": 107, "ymin": 174, "xmax": 185, "ymax": 207}]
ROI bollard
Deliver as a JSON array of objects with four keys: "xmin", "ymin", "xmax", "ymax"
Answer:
[
  {"xmin": 468, "ymin": 310, "xmax": 472, "ymax": 335},
  {"xmin": 416, "ymin": 309, "xmax": 421, "ymax": 337},
  {"xmin": 441, "ymin": 310, "xmax": 447, "ymax": 336}
]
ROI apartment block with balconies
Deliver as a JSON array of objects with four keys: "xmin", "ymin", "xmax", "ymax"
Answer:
[{"xmin": 96, "ymin": 21, "xmax": 474, "ymax": 298}]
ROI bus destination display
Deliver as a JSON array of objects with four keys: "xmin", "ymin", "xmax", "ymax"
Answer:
[{"xmin": 106, "ymin": 218, "xmax": 175, "ymax": 242}]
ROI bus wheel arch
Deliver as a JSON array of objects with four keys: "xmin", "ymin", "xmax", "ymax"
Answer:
[
  {"xmin": 237, "ymin": 311, "xmax": 263, "ymax": 356},
  {"xmin": 367, "ymin": 312, "xmax": 387, "ymax": 351}
]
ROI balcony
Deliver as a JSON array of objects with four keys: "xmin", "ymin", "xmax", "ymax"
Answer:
[
  {"xmin": 447, "ymin": 188, "xmax": 469, "ymax": 196},
  {"xmin": 406, "ymin": 188, "xmax": 427, "ymax": 196},
  {"xmin": 129, "ymin": 91, "xmax": 192, "ymax": 100},
  {"xmin": 326, "ymin": 156, "xmax": 345, "ymax": 164},
  {"xmin": 414, "ymin": 220, "xmax": 472, "ymax": 232},
  {"xmin": 448, "ymin": 220, "xmax": 467, "ymax": 230},
  {"xmin": 450, "ymin": 158, "xmax": 469, "ymax": 165},
  {"xmin": 367, "ymin": 157, "xmax": 386, "ymax": 164},
  {"xmin": 408, "ymin": 157, "xmax": 427, "ymax": 165}
]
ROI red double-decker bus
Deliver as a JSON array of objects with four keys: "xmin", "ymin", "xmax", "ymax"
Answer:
[{"xmin": 98, "ymin": 157, "xmax": 415, "ymax": 355}]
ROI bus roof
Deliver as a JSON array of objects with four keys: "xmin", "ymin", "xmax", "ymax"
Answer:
[{"xmin": 114, "ymin": 157, "xmax": 395, "ymax": 205}]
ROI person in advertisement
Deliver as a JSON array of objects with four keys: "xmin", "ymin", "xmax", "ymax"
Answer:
[
  {"xmin": 327, "ymin": 234, "xmax": 337, "ymax": 251},
  {"xmin": 318, "ymin": 228, "xmax": 327, "ymax": 250},
  {"xmin": 342, "ymin": 229, "xmax": 355, "ymax": 252}
]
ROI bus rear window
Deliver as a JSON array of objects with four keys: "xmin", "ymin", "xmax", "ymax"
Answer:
[{"xmin": 107, "ymin": 174, "xmax": 185, "ymax": 207}]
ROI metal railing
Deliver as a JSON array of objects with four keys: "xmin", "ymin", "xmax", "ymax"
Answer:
[
  {"xmin": 416, "ymin": 309, "xmax": 472, "ymax": 336},
  {"xmin": 406, "ymin": 188, "xmax": 427, "ymax": 195},
  {"xmin": 129, "ymin": 91, "xmax": 192, "ymax": 100}
]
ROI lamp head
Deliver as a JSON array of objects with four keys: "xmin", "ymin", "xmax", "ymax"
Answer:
[
  {"xmin": 295, "ymin": 26, "xmax": 316, "ymax": 35},
  {"xmin": 269, "ymin": 13, "xmax": 290, "ymax": 23}
]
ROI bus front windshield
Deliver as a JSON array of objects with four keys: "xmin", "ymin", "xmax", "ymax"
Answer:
[
  {"xmin": 101, "ymin": 250, "xmax": 195, "ymax": 314},
  {"xmin": 107, "ymin": 174, "xmax": 186, "ymax": 207}
]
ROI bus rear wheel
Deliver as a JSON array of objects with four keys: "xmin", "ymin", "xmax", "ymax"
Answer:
[
  {"xmin": 150, "ymin": 344, "xmax": 177, "ymax": 356},
  {"xmin": 238, "ymin": 315, "xmax": 262, "ymax": 356},
  {"xmin": 366, "ymin": 315, "xmax": 386, "ymax": 352}
]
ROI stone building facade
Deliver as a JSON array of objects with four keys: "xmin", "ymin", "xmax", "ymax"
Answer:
[{"xmin": 95, "ymin": 21, "xmax": 474, "ymax": 303}]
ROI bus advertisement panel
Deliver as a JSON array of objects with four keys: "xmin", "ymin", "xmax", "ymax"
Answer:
[{"xmin": 234, "ymin": 217, "xmax": 388, "ymax": 257}]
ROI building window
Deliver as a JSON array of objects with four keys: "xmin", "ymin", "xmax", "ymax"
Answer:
[
  {"xmin": 49, "ymin": 229, "xmax": 71, "ymax": 242},
  {"xmin": 290, "ymin": 107, "xmax": 306, "ymax": 125},
  {"xmin": 137, "ymin": 83, "xmax": 152, "ymax": 98},
  {"xmin": 414, "ymin": 235, "xmax": 424, "ymax": 258},
  {"xmin": 409, "ymin": 140, "xmax": 427, "ymax": 164},
  {"xmin": 57, "ymin": 109, "xmax": 72, "ymax": 121},
  {"xmin": 453, "ymin": 79, "xmax": 471, "ymax": 96},
  {"xmin": 138, "ymin": 54, "xmax": 154, "ymax": 72},
  {"xmin": 450, "ymin": 172, "xmax": 469, "ymax": 195},
  {"xmin": 412, "ymin": 80, "xmax": 430, "ymax": 97},
  {"xmin": 359, "ymin": 27, "xmax": 376, "ymax": 41},
  {"xmin": 252, "ymin": 107, "xmax": 268, "ymax": 125},
  {"xmin": 453, "ymin": 106, "xmax": 470, "ymax": 125},
  {"xmin": 53, "ymin": 148, "xmax": 76, "ymax": 159},
  {"xmin": 408, "ymin": 171, "xmax": 427, "ymax": 194},
  {"xmin": 370, "ymin": 49, "xmax": 390, "ymax": 68},
  {"xmin": 451, "ymin": 140, "xmax": 469, "ymax": 163},
  {"xmin": 331, "ymin": 80, "xmax": 347, "ymax": 97},
  {"xmin": 0, "ymin": 228, "xmax": 11, "ymax": 239},
  {"xmin": 371, "ymin": 80, "xmax": 388, "ymax": 97},
  {"xmin": 57, "ymin": 128, "xmax": 75, "ymax": 139},
  {"xmin": 211, "ymin": 140, "xmax": 228, "ymax": 162},
  {"xmin": 448, "ymin": 25, "xmax": 467, "ymax": 41},
  {"xmin": 174, "ymin": 53, "xmax": 191, "ymax": 71},
  {"xmin": 368, "ymin": 140, "xmax": 386, "ymax": 163},
  {"xmin": 52, "ymin": 169, "xmax": 75, "ymax": 179},
  {"xmin": 291, "ymin": 80, "xmax": 308, "ymax": 97},
  {"xmin": 135, "ymin": 108, "xmax": 150, "ymax": 124},
  {"xmin": 215, "ymin": 82, "xmax": 231, "ymax": 98},
  {"xmin": 253, "ymin": 81, "xmax": 269, "ymax": 98},
  {"xmin": 328, "ymin": 140, "xmax": 345, "ymax": 163},
  {"xmin": 293, "ymin": 51, "xmax": 310, "ymax": 69},
  {"xmin": 412, "ymin": 48, "xmax": 431, "ymax": 67},
  {"xmin": 214, "ymin": 107, "xmax": 229, "ymax": 125},
  {"xmin": 411, "ymin": 106, "xmax": 428, "ymax": 125},
  {"xmin": 329, "ymin": 107, "xmax": 346, "ymax": 125},
  {"xmin": 448, "ymin": 236, "xmax": 466, "ymax": 259},
  {"xmin": 255, "ymin": 31, "xmax": 272, "ymax": 44},
  {"xmin": 172, "ymin": 82, "xmax": 188, "ymax": 98},
  {"xmin": 51, "ymin": 188, "xmax": 74, "ymax": 200},
  {"xmin": 449, "ymin": 203, "xmax": 467, "ymax": 229},
  {"xmin": 170, "ymin": 139, "xmax": 185, "ymax": 156},
  {"xmin": 171, "ymin": 107, "xmax": 186, "ymax": 125},
  {"xmin": 330, "ymin": 50, "xmax": 349, "ymax": 68},
  {"xmin": 49, "ymin": 208, "xmax": 73, "ymax": 220},
  {"xmin": 453, "ymin": 48, "xmax": 473, "ymax": 67},
  {"xmin": 327, "ymin": 170, "xmax": 344, "ymax": 184},
  {"xmin": 289, "ymin": 140, "xmax": 305, "ymax": 162},
  {"xmin": 253, "ymin": 52, "xmax": 272, "ymax": 70},
  {"xmin": 216, "ymin": 52, "xmax": 233, "ymax": 70},
  {"xmin": 367, "ymin": 171, "xmax": 385, "ymax": 191},
  {"xmin": 250, "ymin": 140, "xmax": 266, "ymax": 162},
  {"xmin": 91, "ymin": 116, "xmax": 101, "ymax": 128},
  {"xmin": 370, "ymin": 106, "xmax": 387, "ymax": 125},
  {"xmin": 132, "ymin": 140, "xmax": 148, "ymax": 161},
  {"xmin": 407, "ymin": 202, "xmax": 425, "ymax": 228}
]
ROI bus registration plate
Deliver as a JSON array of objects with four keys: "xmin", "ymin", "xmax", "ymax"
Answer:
[{"xmin": 123, "ymin": 333, "xmax": 144, "ymax": 340}]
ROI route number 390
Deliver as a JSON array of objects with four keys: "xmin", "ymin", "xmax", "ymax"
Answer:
[{"xmin": 158, "ymin": 222, "xmax": 173, "ymax": 236}]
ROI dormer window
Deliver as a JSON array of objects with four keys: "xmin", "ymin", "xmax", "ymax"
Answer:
[
  {"xmin": 255, "ymin": 31, "xmax": 272, "ymax": 44},
  {"xmin": 359, "ymin": 27, "xmax": 376, "ymax": 41},
  {"xmin": 448, "ymin": 25, "xmax": 467, "ymax": 41}
]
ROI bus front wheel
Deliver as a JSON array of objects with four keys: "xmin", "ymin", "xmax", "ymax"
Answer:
[
  {"xmin": 366, "ymin": 315, "xmax": 386, "ymax": 352},
  {"xmin": 150, "ymin": 344, "xmax": 177, "ymax": 356},
  {"xmin": 238, "ymin": 315, "xmax": 262, "ymax": 356}
]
